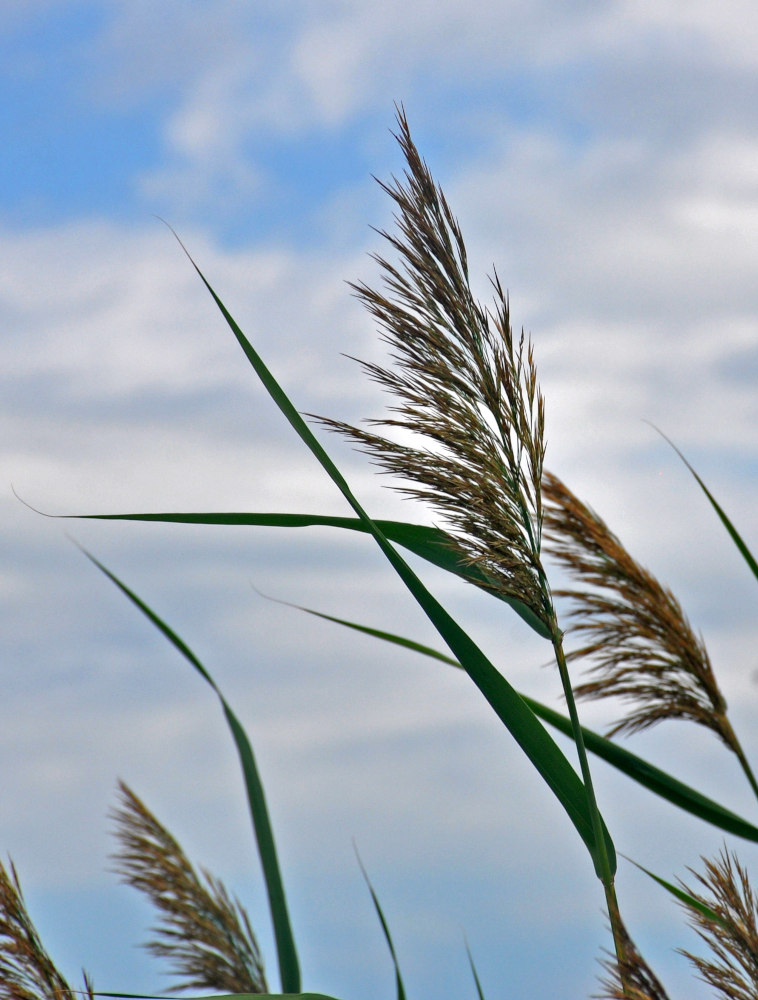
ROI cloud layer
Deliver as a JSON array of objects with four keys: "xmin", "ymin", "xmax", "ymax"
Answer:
[{"xmin": 4, "ymin": 4, "xmax": 758, "ymax": 999}]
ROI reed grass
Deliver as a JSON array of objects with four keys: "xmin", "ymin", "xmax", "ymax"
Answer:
[
  {"xmin": 111, "ymin": 780, "xmax": 268, "ymax": 994},
  {"xmin": 0, "ymin": 858, "xmax": 94, "ymax": 1000},
  {"xmin": 595, "ymin": 917, "xmax": 671, "ymax": 1000},
  {"xmin": 679, "ymin": 849, "xmax": 758, "ymax": 1000},
  {"xmin": 543, "ymin": 471, "xmax": 758, "ymax": 800},
  {"xmin": 317, "ymin": 115, "xmax": 548, "ymax": 629},
  {"xmin": 7, "ymin": 107, "xmax": 758, "ymax": 999}
]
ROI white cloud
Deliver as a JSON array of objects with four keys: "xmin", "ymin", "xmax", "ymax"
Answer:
[{"xmin": 5, "ymin": 6, "xmax": 758, "ymax": 997}]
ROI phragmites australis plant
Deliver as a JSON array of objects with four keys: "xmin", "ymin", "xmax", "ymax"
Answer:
[
  {"xmin": 111, "ymin": 781, "xmax": 268, "ymax": 995},
  {"xmin": 6, "ymin": 108, "xmax": 758, "ymax": 1000}
]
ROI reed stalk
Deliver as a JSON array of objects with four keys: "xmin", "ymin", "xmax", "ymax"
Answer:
[{"xmin": 320, "ymin": 105, "xmax": 630, "ymax": 975}]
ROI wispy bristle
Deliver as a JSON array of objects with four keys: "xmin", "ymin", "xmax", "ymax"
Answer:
[
  {"xmin": 594, "ymin": 916, "xmax": 671, "ymax": 1000},
  {"xmin": 0, "ymin": 857, "xmax": 94, "ymax": 1000},
  {"xmin": 679, "ymin": 848, "xmax": 758, "ymax": 1000},
  {"xmin": 316, "ymin": 106, "xmax": 551, "ymax": 630},
  {"xmin": 543, "ymin": 472, "xmax": 738, "ymax": 750},
  {"xmin": 111, "ymin": 780, "xmax": 267, "ymax": 994}
]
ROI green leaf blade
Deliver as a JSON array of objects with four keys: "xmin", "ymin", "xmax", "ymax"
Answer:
[
  {"xmin": 355, "ymin": 850, "xmax": 407, "ymax": 1000},
  {"xmin": 653, "ymin": 426, "xmax": 758, "ymax": 583},
  {"xmin": 624, "ymin": 857, "xmax": 730, "ymax": 931},
  {"xmin": 177, "ymin": 253, "xmax": 613, "ymax": 876},
  {"xmin": 287, "ymin": 604, "xmax": 758, "ymax": 844},
  {"xmin": 61, "ymin": 508, "xmax": 552, "ymax": 638},
  {"xmin": 78, "ymin": 547, "xmax": 301, "ymax": 995}
]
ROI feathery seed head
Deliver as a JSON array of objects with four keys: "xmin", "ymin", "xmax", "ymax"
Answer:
[
  {"xmin": 319, "ymin": 107, "xmax": 550, "ymax": 629},
  {"xmin": 595, "ymin": 917, "xmax": 671, "ymax": 1000},
  {"xmin": 679, "ymin": 848, "xmax": 758, "ymax": 1000},
  {"xmin": 0, "ymin": 858, "xmax": 94, "ymax": 1000},
  {"xmin": 111, "ymin": 780, "xmax": 267, "ymax": 994},
  {"xmin": 543, "ymin": 472, "xmax": 736, "ymax": 749}
]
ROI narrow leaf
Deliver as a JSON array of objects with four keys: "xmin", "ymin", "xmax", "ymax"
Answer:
[
  {"xmin": 170, "ymin": 238, "xmax": 614, "ymax": 877},
  {"xmin": 94, "ymin": 994, "xmax": 341, "ymax": 1000},
  {"xmin": 252, "ymin": 587, "xmax": 460, "ymax": 667},
  {"xmin": 624, "ymin": 857, "xmax": 730, "ymax": 931},
  {"xmin": 465, "ymin": 940, "xmax": 486, "ymax": 1000},
  {"xmin": 652, "ymin": 426, "xmax": 758, "ymax": 583},
  {"xmin": 46, "ymin": 504, "xmax": 551, "ymax": 639},
  {"xmin": 524, "ymin": 696, "xmax": 758, "ymax": 843},
  {"xmin": 76, "ymin": 545, "xmax": 301, "ymax": 995},
  {"xmin": 287, "ymin": 604, "xmax": 758, "ymax": 843},
  {"xmin": 355, "ymin": 848, "xmax": 406, "ymax": 1000}
]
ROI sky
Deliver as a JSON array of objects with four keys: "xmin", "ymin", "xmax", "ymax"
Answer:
[{"xmin": 3, "ymin": 3, "xmax": 758, "ymax": 999}]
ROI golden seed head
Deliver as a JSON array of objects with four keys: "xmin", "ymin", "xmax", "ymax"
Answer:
[
  {"xmin": 318, "ymin": 107, "xmax": 550, "ymax": 629},
  {"xmin": 543, "ymin": 471, "xmax": 734, "ymax": 749}
]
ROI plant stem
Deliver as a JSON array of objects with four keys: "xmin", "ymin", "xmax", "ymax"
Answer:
[
  {"xmin": 549, "ymin": 623, "xmax": 628, "ymax": 973},
  {"xmin": 720, "ymin": 716, "xmax": 758, "ymax": 804},
  {"xmin": 550, "ymin": 630, "xmax": 612, "ymax": 882},
  {"xmin": 735, "ymin": 744, "xmax": 758, "ymax": 804}
]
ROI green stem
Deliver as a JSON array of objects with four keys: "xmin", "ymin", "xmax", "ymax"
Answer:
[
  {"xmin": 603, "ymin": 880, "xmax": 630, "ymax": 987},
  {"xmin": 550, "ymin": 630, "xmax": 613, "ymax": 886},
  {"xmin": 735, "ymin": 744, "xmax": 758, "ymax": 804},
  {"xmin": 720, "ymin": 716, "xmax": 758, "ymax": 804},
  {"xmin": 549, "ymin": 622, "xmax": 628, "ymax": 980}
]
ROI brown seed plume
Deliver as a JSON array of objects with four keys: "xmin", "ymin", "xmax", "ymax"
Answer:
[
  {"xmin": 595, "ymin": 916, "xmax": 671, "ymax": 1000},
  {"xmin": 316, "ymin": 107, "xmax": 551, "ymax": 631},
  {"xmin": 0, "ymin": 858, "xmax": 94, "ymax": 1000},
  {"xmin": 542, "ymin": 471, "xmax": 739, "ymax": 751},
  {"xmin": 111, "ymin": 780, "xmax": 267, "ymax": 994},
  {"xmin": 679, "ymin": 848, "xmax": 758, "ymax": 1000}
]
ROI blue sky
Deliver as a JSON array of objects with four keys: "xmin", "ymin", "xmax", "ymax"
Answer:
[{"xmin": 4, "ymin": 3, "xmax": 758, "ymax": 999}]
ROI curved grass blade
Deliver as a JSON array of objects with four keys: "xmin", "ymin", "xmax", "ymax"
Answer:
[
  {"xmin": 37, "ymin": 502, "xmax": 551, "ymax": 640},
  {"xmin": 76, "ymin": 544, "xmax": 301, "ymax": 995},
  {"xmin": 284, "ymin": 603, "xmax": 758, "ymax": 843},
  {"xmin": 355, "ymin": 848, "xmax": 406, "ymax": 1000},
  {"xmin": 94, "ymin": 994, "xmax": 343, "ymax": 1000},
  {"xmin": 524, "ymin": 697, "xmax": 758, "ymax": 843},
  {"xmin": 465, "ymin": 940, "xmax": 486, "ymax": 1000},
  {"xmin": 651, "ymin": 426, "xmax": 758, "ymax": 583},
  {"xmin": 623, "ymin": 857, "xmax": 730, "ymax": 932},
  {"xmin": 252, "ymin": 587, "xmax": 461, "ymax": 667},
  {"xmin": 173, "ymin": 235, "xmax": 614, "ymax": 877}
]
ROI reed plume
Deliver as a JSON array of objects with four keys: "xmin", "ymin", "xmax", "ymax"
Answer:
[
  {"xmin": 111, "ymin": 780, "xmax": 267, "ymax": 994},
  {"xmin": 0, "ymin": 857, "xmax": 94, "ymax": 1000},
  {"xmin": 679, "ymin": 848, "xmax": 758, "ymax": 1000},
  {"xmin": 317, "ymin": 106, "xmax": 551, "ymax": 632},
  {"xmin": 542, "ymin": 472, "xmax": 747, "ymax": 759},
  {"xmin": 595, "ymin": 917, "xmax": 671, "ymax": 1000}
]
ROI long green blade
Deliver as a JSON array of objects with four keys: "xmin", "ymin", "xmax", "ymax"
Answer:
[
  {"xmin": 77, "ymin": 546, "xmax": 301, "ymax": 995},
  {"xmin": 285, "ymin": 604, "xmax": 758, "ymax": 843},
  {"xmin": 624, "ymin": 857, "xmax": 730, "ymax": 931},
  {"xmin": 465, "ymin": 940, "xmax": 487, "ymax": 1000},
  {"xmin": 53, "ymin": 508, "xmax": 551, "ymax": 639},
  {"xmin": 523, "ymin": 696, "xmax": 758, "ymax": 842},
  {"xmin": 355, "ymin": 849, "xmax": 406, "ymax": 1000},
  {"xmin": 176, "ymin": 239, "xmax": 614, "ymax": 877},
  {"xmin": 95, "ymin": 995, "xmax": 342, "ymax": 1000},
  {"xmin": 653, "ymin": 426, "xmax": 758, "ymax": 582},
  {"xmin": 252, "ymin": 588, "xmax": 461, "ymax": 667}
]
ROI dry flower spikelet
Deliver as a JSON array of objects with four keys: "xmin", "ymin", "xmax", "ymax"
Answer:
[
  {"xmin": 317, "ymin": 107, "xmax": 551, "ymax": 631},
  {"xmin": 679, "ymin": 848, "xmax": 758, "ymax": 1000},
  {"xmin": 542, "ymin": 471, "xmax": 739, "ymax": 751},
  {"xmin": 0, "ymin": 857, "xmax": 94, "ymax": 1000},
  {"xmin": 594, "ymin": 917, "xmax": 671, "ymax": 1000},
  {"xmin": 111, "ymin": 780, "xmax": 267, "ymax": 994}
]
